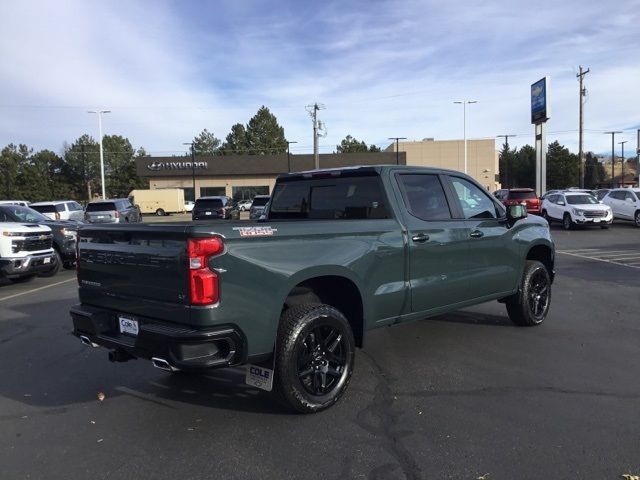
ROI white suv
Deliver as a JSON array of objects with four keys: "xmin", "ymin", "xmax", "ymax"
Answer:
[
  {"xmin": 0, "ymin": 223, "xmax": 57, "ymax": 281},
  {"xmin": 541, "ymin": 192, "xmax": 612, "ymax": 230},
  {"xmin": 30, "ymin": 201, "xmax": 84, "ymax": 221},
  {"xmin": 602, "ymin": 188, "xmax": 640, "ymax": 227}
]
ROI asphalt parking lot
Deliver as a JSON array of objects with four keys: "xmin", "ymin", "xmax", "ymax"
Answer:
[{"xmin": 1, "ymin": 220, "xmax": 639, "ymax": 479}]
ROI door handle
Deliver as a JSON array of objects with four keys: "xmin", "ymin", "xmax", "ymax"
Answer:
[
  {"xmin": 411, "ymin": 233, "xmax": 429, "ymax": 243},
  {"xmin": 470, "ymin": 230, "xmax": 484, "ymax": 238}
]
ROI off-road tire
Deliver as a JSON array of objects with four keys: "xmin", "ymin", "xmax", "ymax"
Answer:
[
  {"xmin": 38, "ymin": 249, "xmax": 61, "ymax": 278},
  {"xmin": 506, "ymin": 260, "xmax": 551, "ymax": 326},
  {"xmin": 273, "ymin": 303, "xmax": 355, "ymax": 413}
]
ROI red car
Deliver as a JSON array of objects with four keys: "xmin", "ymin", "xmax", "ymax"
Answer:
[{"xmin": 501, "ymin": 188, "xmax": 541, "ymax": 215}]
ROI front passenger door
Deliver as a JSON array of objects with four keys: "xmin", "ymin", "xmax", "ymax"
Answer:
[{"xmin": 447, "ymin": 175, "xmax": 519, "ymax": 300}]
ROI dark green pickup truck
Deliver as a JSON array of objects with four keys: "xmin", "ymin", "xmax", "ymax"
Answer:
[{"xmin": 71, "ymin": 165, "xmax": 554, "ymax": 412}]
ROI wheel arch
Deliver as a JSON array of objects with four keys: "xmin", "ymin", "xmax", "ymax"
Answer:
[
  {"xmin": 526, "ymin": 243, "xmax": 555, "ymax": 283},
  {"xmin": 282, "ymin": 274, "xmax": 365, "ymax": 348}
]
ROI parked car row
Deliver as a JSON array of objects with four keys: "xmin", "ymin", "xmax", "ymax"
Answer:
[
  {"xmin": 494, "ymin": 187, "xmax": 640, "ymax": 229},
  {"xmin": 0, "ymin": 204, "xmax": 78, "ymax": 282},
  {"xmin": 191, "ymin": 195, "xmax": 271, "ymax": 221}
]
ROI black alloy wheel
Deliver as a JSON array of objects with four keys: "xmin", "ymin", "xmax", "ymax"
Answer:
[
  {"xmin": 296, "ymin": 325, "xmax": 347, "ymax": 397},
  {"xmin": 562, "ymin": 213, "xmax": 573, "ymax": 230},
  {"xmin": 506, "ymin": 260, "xmax": 552, "ymax": 326},
  {"xmin": 274, "ymin": 304, "xmax": 355, "ymax": 413},
  {"xmin": 526, "ymin": 269, "xmax": 550, "ymax": 322}
]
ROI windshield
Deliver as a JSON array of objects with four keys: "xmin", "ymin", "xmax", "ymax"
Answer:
[
  {"xmin": 566, "ymin": 195, "xmax": 598, "ymax": 205},
  {"xmin": 31, "ymin": 204, "xmax": 61, "ymax": 213},
  {"xmin": 252, "ymin": 197, "xmax": 270, "ymax": 207},
  {"xmin": 509, "ymin": 191, "xmax": 536, "ymax": 200},
  {"xmin": 195, "ymin": 199, "xmax": 223, "ymax": 209},
  {"xmin": 86, "ymin": 202, "xmax": 116, "ymax": 212},
  {"xmin": 0, "ymin": 205, "xmax": 50, "ymax": 223}
]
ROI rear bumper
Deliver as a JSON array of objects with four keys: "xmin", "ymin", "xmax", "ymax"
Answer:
[
  {"xmin": 70, "ymin": 303, "xmax": 247, "ymax": 371},
  {"xmin": 0, "ymin": 252, "xmax": 57, "ymax": 278}
]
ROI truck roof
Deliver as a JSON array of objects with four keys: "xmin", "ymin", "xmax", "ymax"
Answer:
[{"xmin": 277, "ymin": 164, "xmax": 462, "ymax": 182}]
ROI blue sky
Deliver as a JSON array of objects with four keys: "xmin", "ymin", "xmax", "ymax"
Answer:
[{"xmin": 1, "ymin": 0, "xmax": 638, "ymax": 156}]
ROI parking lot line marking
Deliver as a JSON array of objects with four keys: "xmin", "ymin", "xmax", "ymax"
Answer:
[
  {"xmin": 0, "ymin": 278, "xmax": 76, "ymax": 302},
  {"xmin": 557, "ymin": 251, "xmax": 640, "ymax": 270}
]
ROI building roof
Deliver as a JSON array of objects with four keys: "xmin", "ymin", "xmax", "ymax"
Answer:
[{"xmin": 136, "ymin": 152, "xmax": 406, "ymax": 178}]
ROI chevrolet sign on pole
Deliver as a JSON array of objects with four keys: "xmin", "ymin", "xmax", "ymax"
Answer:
[{"xmin": 532, "ymin": 77, "xmax": 550, "ymax": 197}]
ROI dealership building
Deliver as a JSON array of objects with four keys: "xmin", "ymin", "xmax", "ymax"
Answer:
[{"xmin": 136, "ymin": 138, "xmax": 499, "ymax": 201}]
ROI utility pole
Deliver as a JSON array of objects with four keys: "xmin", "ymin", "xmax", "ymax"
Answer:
[
  {"xmin": 576, "ymin": 66, "xmax": 590, "ymax": 188},
  {"xmin": 80, "ymin": 143, "xmax": 91, "ymax": 201},
  {"xmin": 183, "ymin": 142, "xmax": 196, "ymax": 201},
  {"xmin": 88, "ymin": 109, "xmax": 110, "ymax": 199},
  {"xmin": 306, "ymin": 103, "xmax": 325, "ymax": 169},
  {"xmin": 286, "ymin": 141, "xmax": 297, "ymax": 173},
  {"xmin": 637, "ymin": 129, "xmax": 640, "ymax": 187},
  {"xmin": 497, "ymin": 134, "xmax": 516, "ymax": 188},
  {"xmin": 388, "ymin": 137, "xmax": 407, "ymax": 165},
  {"xmin": 619, "ymin": 140, "xmax": 627, "ymax": 186},
  {"xmin": 454, "ymin": 100, "xmax": 477, "ymax": 174},
  {"xmin": 604, "ymin": 131, "xmax": 622, "ymax": 188}
]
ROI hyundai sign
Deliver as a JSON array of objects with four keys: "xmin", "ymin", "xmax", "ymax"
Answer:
[{"xmin": 531, "ymin": 77, "xmax": 549, "ymax": 124}]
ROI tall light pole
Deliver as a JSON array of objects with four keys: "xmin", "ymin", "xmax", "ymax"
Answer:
[
  {"xmin": 619, "ymin": 140, "xmax": 627, "ymax": 186},
  {"xmin": 286, "ymin": 141, "xmax": 297, "ymax": 173},
  {"xmin": 388, "ymin": 137, "xmax": 407, "ymax": 165},
  {"xmin": 604, "ymin": 131, "xmax": 622, "ymax": 188},
  {"xmin": 454, "ymin": 100, "xmax": 477, "ymax": 174},
  {"xmin": 497, "ymin": 134, "xmax": 516, "ymax": 188},
  {"xmin": 576, "ymin": 66, "xmax": 590, "ymax": 188},
  {"xmin": 183, "ymin": 142, "xmax": 196, "ymax": 201},
  {"xmin": 88, "ymin": 109, "xmax": 110, "ymax": 199}
]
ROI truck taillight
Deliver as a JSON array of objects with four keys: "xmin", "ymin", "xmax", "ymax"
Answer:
[{"xmin": 188, "ymin": 237, "xmax": 224, "ymax": 305}]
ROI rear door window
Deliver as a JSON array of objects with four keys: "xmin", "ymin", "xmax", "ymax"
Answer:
[
  {"xmin": 269, "ymin": 175, "xmax": 390, "ymax": 220},
  {"xmin": 397, "ymin": 174, "xmax": 452, "ymax": 221}
]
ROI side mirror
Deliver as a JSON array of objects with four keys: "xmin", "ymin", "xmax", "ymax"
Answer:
[
  {"xmin": 506, "ymin": 204, "xmax": 528, "ymax": 224},
  {"xmin": 557, "ymin": 201, "xmax": 565, "ymax": 206}
]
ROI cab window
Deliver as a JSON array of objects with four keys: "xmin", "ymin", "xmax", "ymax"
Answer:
[{"xmin": 450, "ymin": 177, "xmax": 499, "ymax": 219}]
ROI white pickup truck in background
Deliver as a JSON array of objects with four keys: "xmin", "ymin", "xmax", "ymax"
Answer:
[{"xmin": 0, "ymin": 222, "xmax": 57, "ymax": 281}]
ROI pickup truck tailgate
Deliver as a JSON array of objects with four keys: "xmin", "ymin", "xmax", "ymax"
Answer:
[{"xmin": 78, "ymin": 225, "xmax": 191, "ymax": 323}]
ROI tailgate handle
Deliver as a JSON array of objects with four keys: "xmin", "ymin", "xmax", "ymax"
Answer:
[
  {"xmin": 470, "ymin": 230, "xmax": 484, "ymax": 238},
  {"xmin": 411, "ymin": 233, "xmax": 429, "ymax": 243}
]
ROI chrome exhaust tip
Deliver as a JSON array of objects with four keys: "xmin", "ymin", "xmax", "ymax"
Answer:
[
  {"xmin": 79, "ymin": 335, "xmax": 99, "ymax": 348},
  {"xmin": 151, "ymin": 357, "xmax": 179, "ymax": 372}
]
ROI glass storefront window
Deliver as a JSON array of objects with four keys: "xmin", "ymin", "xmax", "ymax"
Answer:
[
  {"xmin": 200, "ymin": 187, "xmax": 226, "ymax": 198},
  {"xmin": 183, "ymin": 187, "xmax": 194, "ymax": 202},
  {"xmin": 232, "ymin": 186, "xmax": 269, "ymax": 202}
]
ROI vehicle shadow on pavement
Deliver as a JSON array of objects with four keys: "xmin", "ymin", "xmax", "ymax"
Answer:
[
  {"xmin": 0, "ymin": 297, "xmax": 292, "ymax": 416},
  {"xmin": 430, "ymin": 310, "xmax": 514, "ymax": 327}
]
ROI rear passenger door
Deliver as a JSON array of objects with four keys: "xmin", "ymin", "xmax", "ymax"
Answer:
[
  {"xmin": 446, "ymin": 175, "xmax": 519, "ymax": 300},
  {"xmin": 394, "ymin": 172, "xmax": 473, "ymax": 313}
]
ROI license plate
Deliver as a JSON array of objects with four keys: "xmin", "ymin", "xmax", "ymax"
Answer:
[
  {"xmin": 245, "ymin": 365, "xmax": 273, "ymax": 391},
  {"xmin": 205, "ymin": 211, "xmax": 212, "ymax": 215},
  {"xmin": 43, "ymin": 257, "xmax": 51, "ymax": 264},
  {"xmin": 593, "ymin": 218, "xmax": 600, "ymax": 223},
  {"xmin": 118, "ymin": 316, "xmax": 139, "ymax": 336}
]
